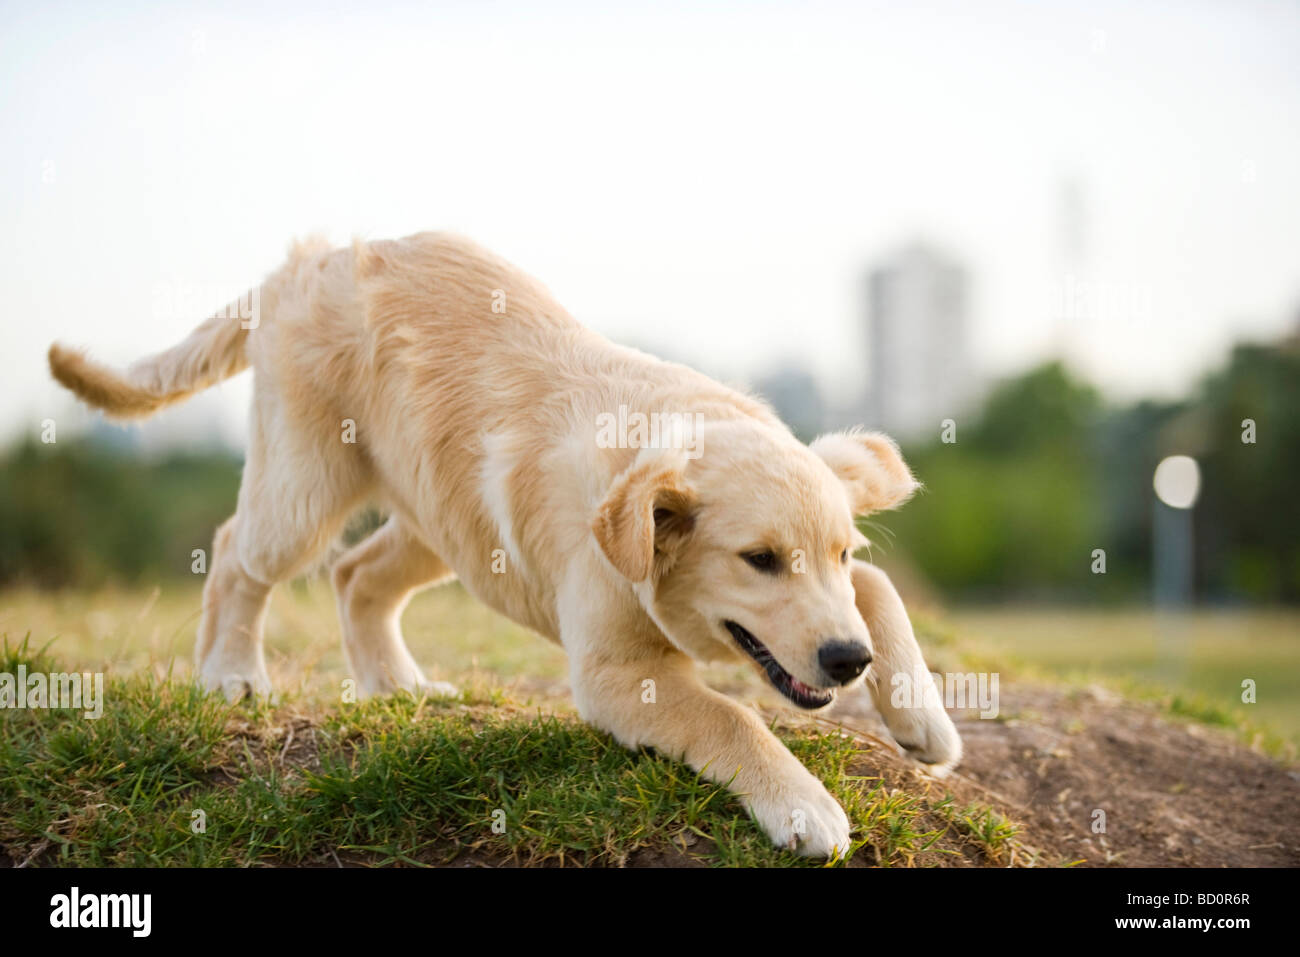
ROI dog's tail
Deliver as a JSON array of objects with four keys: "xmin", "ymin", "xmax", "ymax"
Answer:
[{"xmin": 49, "ymin": 292, "xmax": 256, "ymax": 420}]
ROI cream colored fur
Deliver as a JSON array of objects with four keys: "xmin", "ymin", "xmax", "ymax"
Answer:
[{"xmin": 49, "ymin": 232, "xmax": 961, "ymax": 859}]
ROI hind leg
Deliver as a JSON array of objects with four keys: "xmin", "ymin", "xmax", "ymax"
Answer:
[
  {"xmin": 195, "ymin": 516, "xmax": 276, "ymax": 700},
  {"xmin": 196, "ymin": 395, "xmax": 369, "ymax": 700},
  {"xmin": 331, "ymin": 517, "xmax": 457, "ymax": 698}
]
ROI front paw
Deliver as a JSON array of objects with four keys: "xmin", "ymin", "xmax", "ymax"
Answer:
[
  {"xmin": 886, "ymin": 702, "xmax": 963, "ymax": 774},
  {"xmin": 199, "ymin": 670, "xmax": 273, "ymax": 703},
  {"xmin": 417, "ymin": 678, "xmax": 459, "ymax": 699},
  {"xmin": 747, "ymin": 772, "xmax": 852, "ymax": 860}
]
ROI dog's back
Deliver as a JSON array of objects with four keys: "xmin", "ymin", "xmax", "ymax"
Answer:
[{"xmin": 47, "ymin": 232, "xmax": 774, "ymax": 635}]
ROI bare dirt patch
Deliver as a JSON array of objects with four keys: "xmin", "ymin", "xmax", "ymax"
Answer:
[{"xmin": 812, "ymin": 681, "xmax": 1300, "ymax": 867}]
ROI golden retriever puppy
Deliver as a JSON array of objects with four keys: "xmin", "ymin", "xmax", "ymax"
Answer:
[{"xmin": 49, "ymin": 232, "xmax": 961, "ymax": 858}]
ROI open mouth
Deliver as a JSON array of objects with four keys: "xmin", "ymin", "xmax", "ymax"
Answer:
[{"xmin": 724, "ymin": 620, "xmax": 834, "ymax": 710}]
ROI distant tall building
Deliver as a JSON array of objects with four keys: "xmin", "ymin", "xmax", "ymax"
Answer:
[{"xmin": 865, "ymin": 244, "xmax": 974, "ymax": 441}]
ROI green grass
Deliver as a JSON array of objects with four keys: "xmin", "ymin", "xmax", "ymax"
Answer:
[
  {"xmin": 0, "ymin": 636, "xmax": 1016, "ymax": 868},
  {"xmin": 933, "ymin": 796, "xmax": 1022, "ymax": 863}
]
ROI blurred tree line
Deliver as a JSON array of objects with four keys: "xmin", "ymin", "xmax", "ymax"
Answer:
[
  {"xmin": 0, "ymin": 440, "xmax": 241, "ymax": 588},
  {"xmin": 884, "ymin": 338, "xmax": 1300, "ymax": 603}
]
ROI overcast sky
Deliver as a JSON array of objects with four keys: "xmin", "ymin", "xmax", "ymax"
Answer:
[{"xmin": 2, "ymin": 0, "xmax": 1297, "ymax": 447}]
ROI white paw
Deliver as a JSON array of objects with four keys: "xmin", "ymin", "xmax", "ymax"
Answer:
[
  {"xmin": 352, "ymin": 667, "xmax": 457, "ymax": 700},
  {"xmin": 417, "ymin": 679, "xmax": 459, "ymax": 699},
  {"xmin": 887, "ymin": 704, "xmax": 963, "ymax": 773},
  {"xmin": 749, "ymin": 773, "xmax": 852, "ymax": 860},
  {"xmin": 206, "ymin": 672, "xmax": 272, "ymax": 703}
]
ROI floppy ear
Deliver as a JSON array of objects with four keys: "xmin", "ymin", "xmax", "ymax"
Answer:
[
  {"xmin": 809, "ymin": 429, "xmax": 919, "ymax": 516},
  {"xmin": 592, "ymin": 458, "xmax": 696, "ymax": 582}
]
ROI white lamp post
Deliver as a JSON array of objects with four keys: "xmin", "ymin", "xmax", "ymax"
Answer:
[
  {"xmin": 1152, "ymin": 455, "xmax": 1200, "ymax": 680},
  {"xmin": 1152, "ymin": 455, "xmax": 1200, "ymax": 607}
]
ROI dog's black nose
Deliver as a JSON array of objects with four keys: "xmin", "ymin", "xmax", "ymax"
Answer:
[{"xmin": 818, "ymin": 641, "xmax": 872, "ymax": 685}]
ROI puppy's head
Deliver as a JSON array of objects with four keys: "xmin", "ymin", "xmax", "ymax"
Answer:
[{"xmin": 592, "ymin": 423, "xmax": 918, "ymax": 709}]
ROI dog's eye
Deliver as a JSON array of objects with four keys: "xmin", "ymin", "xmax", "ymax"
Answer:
[
  {"xmin": 742, "ymin": 550, "xmax": 779, "ymax": 573},
  {"xmin": 840, "ymin": 549, "xmax": 848, "ymax": 564}
]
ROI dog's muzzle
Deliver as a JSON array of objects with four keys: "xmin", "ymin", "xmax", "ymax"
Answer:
[{"xmin": 724, "ymin": 620, "xmax": 835, "ymax": 710}]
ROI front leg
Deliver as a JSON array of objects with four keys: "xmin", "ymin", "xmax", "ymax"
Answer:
[
  {"xmin": 568, "ymin": 636, "xmax": 852, "ymax": 859},
  {"xmin": 852, "ymin": 560, "xmax": 962, "ymax": 772}
]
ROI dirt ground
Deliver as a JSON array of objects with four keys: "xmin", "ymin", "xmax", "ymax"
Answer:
[{"xmin": 808, "ymin": 680, "xmax": 1300, "ymax": 867}]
